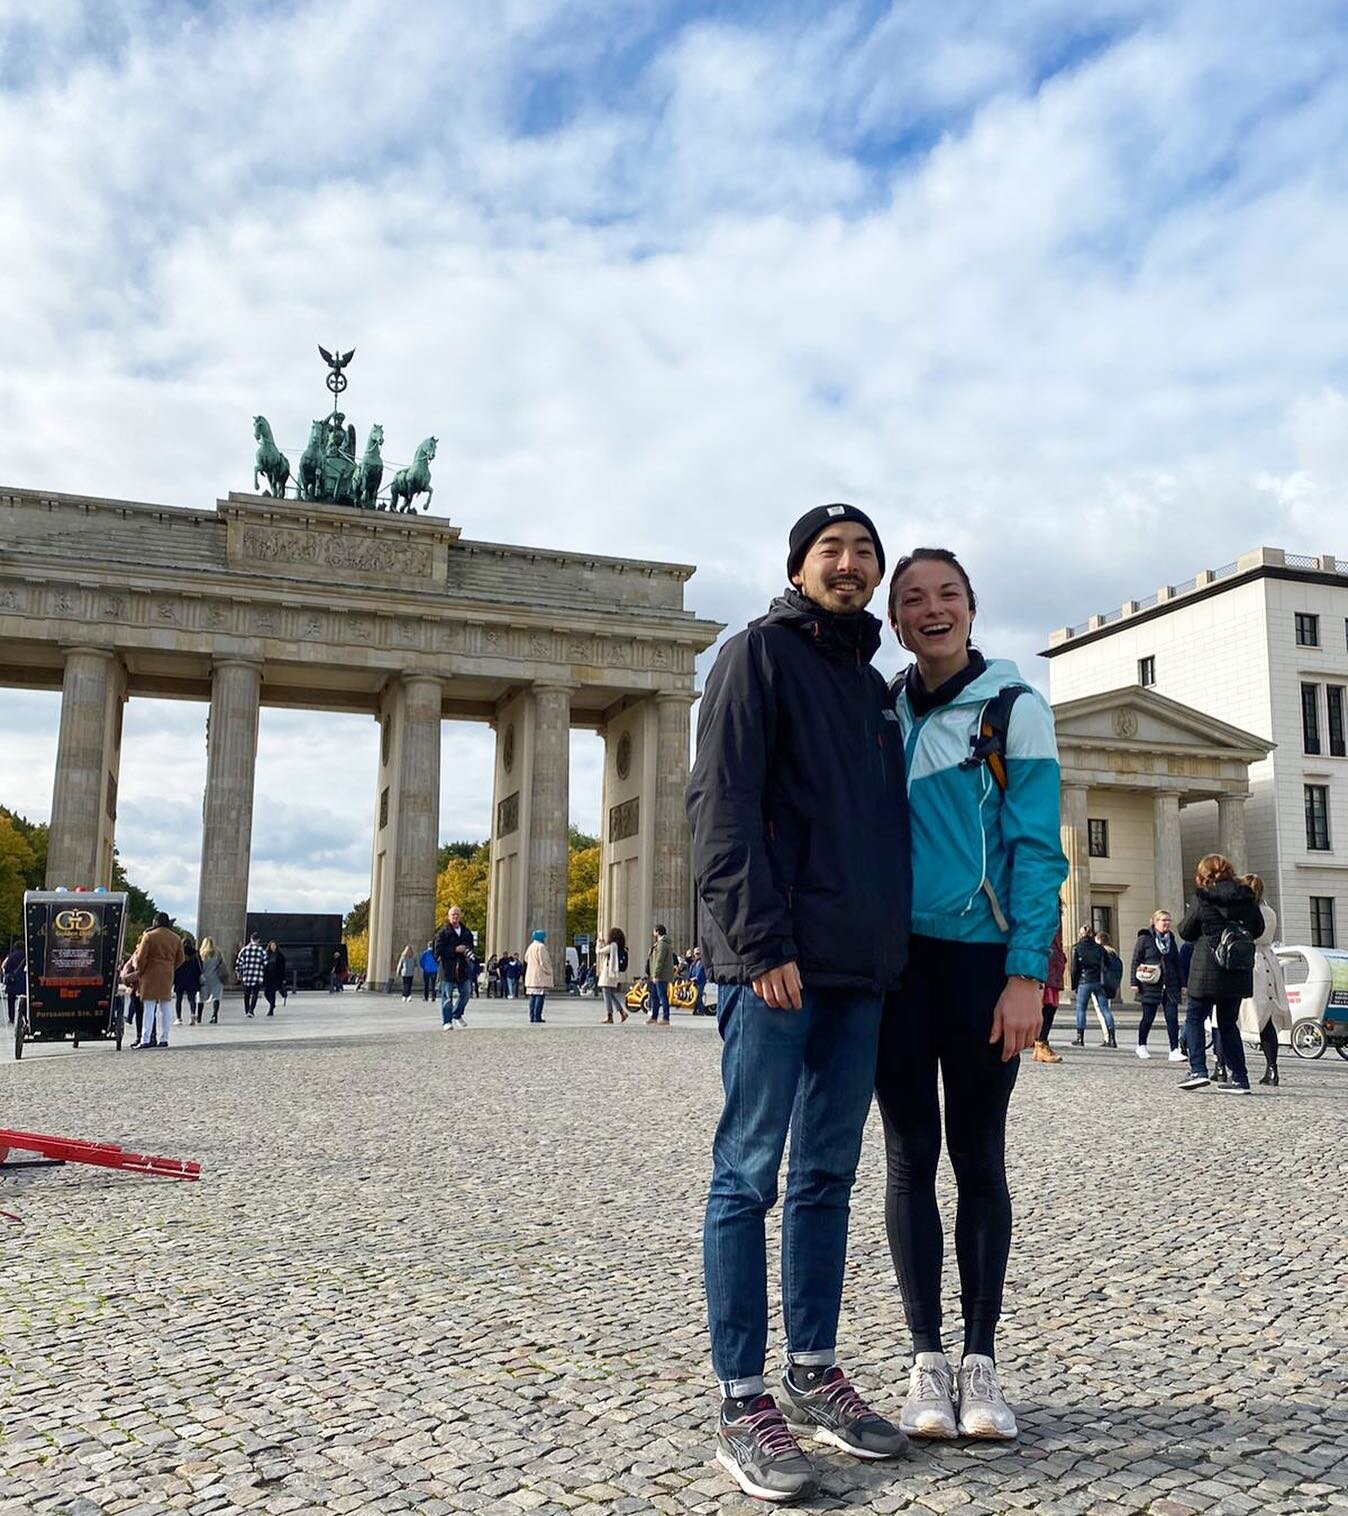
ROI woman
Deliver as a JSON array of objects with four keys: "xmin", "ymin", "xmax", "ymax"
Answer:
[
  {"xmin": 1068, "ymin": 925, "xmax": 1115, "ymax": 1047},
  {"xmin": 1095, "ymin": 933, "xmax": 1122, "ymax": 1048},
  {"xmin": 263, "ymin": 941, "xmax": 287, "ymax": 1016},
  {"xmin": 878, "ymin": 547, "xmax": 1068, "ymax": 1441},
  {"xmin": 198, "ymin": 936, "xmax": 224, "ymax": 1024},
  {"xmin": 1177, "ymin": 855, "xmax": 1263, "ymax": 1093},
  {"xmin": 2, "ymin": 941, "xmax": 24, "ymax": 1026},
  {"xmin": 1237, "ymin": 873, "xmax": 1291, "ymax": 1087},
  {"xmin": 174, "ymin": 935, "xmax": 202, "ymax": 1026},
  {"xmin": 523, "ymin": 930, "xmax": 553, "ymax": 1024},
  {"xmin": 1033, "ymin": 921, "xmax": 1066, "ymax": 1063},
  {"xmin": 597, "ymin": 926, "xmax": 629, "ymax": 1024},
  {"xmin": 1130, "ymin": 910, "xmax": 1183, "ymax": 1060},
  {"xmin": 419, "ymin": 940, "xmax": 438, "ymax": 1001},
  {"xmin": 397, "ymin": 943, "xmax": 417, "ymax": 1002}
]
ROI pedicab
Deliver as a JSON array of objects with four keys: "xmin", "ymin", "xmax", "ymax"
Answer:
[
  {"xmin": 13, "ymin": 889, "xmax": 128, "ymax": 1060},
  {"xmin": 1272, "ymin": 944, "xmax": 1348, "ymax": 1060}
]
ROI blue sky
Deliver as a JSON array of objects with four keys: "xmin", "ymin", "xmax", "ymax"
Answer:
[{"xmin": 3, "ymin": 0, "xmax": 1348, "ymax": 926}]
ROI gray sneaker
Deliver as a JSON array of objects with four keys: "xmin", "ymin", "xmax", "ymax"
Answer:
[
  {"xmin": 956, "ymin": 1354, "xmax": 1018, "ymax": 1439},
  {"xmin": 716, "ymin": 1393, "xmax": 818, "ymax": 1504},
  {"xmin": 780, "ymin": 1364, "xmax": 908, "ymax": 1459},
  {"xmin": 899, "ymin": 1352, "xmax": 958, "ymax": 1439}
]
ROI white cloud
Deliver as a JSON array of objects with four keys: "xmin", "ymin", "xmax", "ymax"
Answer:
[{"xmin": 4, "ymin": 0, "xmax": 1348, "ymax": 919}]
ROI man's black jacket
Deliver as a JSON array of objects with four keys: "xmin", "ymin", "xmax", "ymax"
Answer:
[
  {"xmin": 685, "ymin": 590, "xmax": 910, "ymax": 992},
  {"xmin": 434, "ymin": 922, "xmax": 474, "ymax": 983}
]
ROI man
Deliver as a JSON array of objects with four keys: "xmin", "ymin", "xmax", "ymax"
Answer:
[
  {"xmin": 687, "ymin": 503, "xmax": 911, "ymax": 1504},
  {"xmin": 134, "ymin": 912, "xmax": 185, "ymax": 1049},
  {"xmin": 235, "ymin": 932, "xmax": 267, "ymax": 1017},
  {"xmin": 647, "ymin": 924, "xmax": 674, "ymax": 1024},
  {"xmin": 688, "ymin": 947, "xmax": 709, "ymax": 1015},
  {"xmin": 435, "ymin": 905, "xmax": 474, "ymax": 1029}
]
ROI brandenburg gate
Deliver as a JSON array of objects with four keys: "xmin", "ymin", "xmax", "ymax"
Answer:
[{"xmin": 0, "ymin": 484, "xmax": 721, "ymax": 979}]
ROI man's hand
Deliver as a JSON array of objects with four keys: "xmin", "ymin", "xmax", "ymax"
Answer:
[
  {"xmin": 752, "ymin": 961, "xmax": 803, "ymax": 1010},
  {"xmin": 989, "ymin": 976, "xmax": 1042, "ymax": 1061}
]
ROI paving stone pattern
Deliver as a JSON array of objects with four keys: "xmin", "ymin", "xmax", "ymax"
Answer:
[{"xmin": 1, "ymin": 994, "xmax": 1345, "ymax": 1515}]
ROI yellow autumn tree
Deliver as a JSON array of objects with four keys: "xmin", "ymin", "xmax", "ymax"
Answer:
[
  {"xmin": 344, "ymin": 927, "xmax": 368, "ymax": 976},
  {"xmin": 567, "ymin": 844, "xmax": 600, "ymax": 944},
  {"xmin": 0, "ymin": 812, "xmax": 36, "ymax": 944},
  {"xmin": 434, "ymin": 843, "xmax": 491, "ymax": 937}
]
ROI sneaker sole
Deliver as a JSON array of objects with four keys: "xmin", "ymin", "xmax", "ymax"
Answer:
[
  {"xmin": 795, "ymin": 1423, "xmax": 907, "ymax": 1459},
  {"xmin": 900, "ymin": 1419, "xmax": 959, "ymax": 1440},
  {"xmin": 958, "ymin": 1421, "xmax": 1018, "ymax": 1440},
  {"xmin": 714, "ymin": 1448, "xmax": 815, "ymax": 1503}
]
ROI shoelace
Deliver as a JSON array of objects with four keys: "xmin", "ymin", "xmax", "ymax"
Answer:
[
  {"xmin": 913, "ymin": 1365, "xmax": 953, "ymax": 1402},
  {"xmin": 813, "ymin": 1369, "xmax": 873, "ymax": 1420},
  {"xmin": 964, "ymin": 1360, "xmax": 1003, "ymax": 1403},
  {"xmin": 741, "ymin": 1405, "xmax": 800, "ymax": 1457}
]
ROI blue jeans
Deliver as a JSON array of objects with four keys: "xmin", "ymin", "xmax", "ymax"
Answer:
[
  {"xmin": 1185, "ymin": 996, "xmax": 1248, "ymax": 1087},
  {"xmin": 704, "ymin": 982, "xmax": 883, "ymax": 1393},
  {"xmin": 650, "ymin": 979, "xmax": 670, "ymax": 1021},
  {"xmin": 439, "ymin": 977, "xmax": 470, "ymax": 1024},
  {"xmin": 528, "ymin": 993, "xmax": 546, "ymax": 1022},
  {"xmin": 1075, "ymin": 981, "xmax": 1115, "ymax": 1034}
]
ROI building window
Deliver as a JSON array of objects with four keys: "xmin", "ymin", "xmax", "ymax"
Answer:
[
  {"xmin": 1302, "ymin": 683, "xmax": 1321, "ymax": 755},
  {"xmin": 1330, "ymin": 687, "xmax": 1347, "ymax": 758},
  {"xmin": 1296, "ymin": 612, "xmax": 1320, "ymax": 647},
  {"xmin": 1088, "ymin": 818, "xmax": 1109, "ymax": 857},
  {"xmin": 1305, "ymin": 784, "xmax": 1331, "ymax": 851},
  {"xmin": 1311, "ymin": 896, "xmax": 1336, "ymax": 948},
  {"xmin": 1138, "ymin": 655, "xmax": 1155, "ymax": 688},
  {"xmin": 1090, "ymin": 904, "xmax": 1114, "ymax": 941}
]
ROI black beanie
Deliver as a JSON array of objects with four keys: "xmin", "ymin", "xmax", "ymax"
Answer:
[{"xmin": 786, "ymin": 503, "xmax": 885, "ymax": 581}]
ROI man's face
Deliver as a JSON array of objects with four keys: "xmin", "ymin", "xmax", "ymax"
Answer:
[{"xmin": 791, "ymin": 521, "xmax": 881, "ymax": 614}]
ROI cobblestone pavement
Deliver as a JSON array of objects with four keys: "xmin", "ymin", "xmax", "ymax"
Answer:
[{"xmin": 1, "ymin": 992, "xmax": 1345, "ymax": 1515}]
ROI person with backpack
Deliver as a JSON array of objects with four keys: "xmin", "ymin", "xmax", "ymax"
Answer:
[
  {"xmin": 1095, "ymin": 933, "xmax": 1122, "ymax": 1047},
  {"xmin": 879, "ymin": 546, "xmax": 1068, "ymax": 1443},
  {"xmin": 1176, "ymin": 854, "xmax": 1263, "ymax": 1093},
  {"xmin": 597, "ymin": 926, "xmax": 629, "ymax": 1023},
  {"xmin": 1069, "ymin": 925, "xmax": 1116, "ymax": 1046}
]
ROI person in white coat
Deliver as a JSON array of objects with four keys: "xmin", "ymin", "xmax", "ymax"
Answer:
[
  {"xmin": 597, "ymin": 926, "xmax": 629, "ymax": 1024},
  {"xmin": 1238, "ymin": 874, "xmax": 1291, "ymax": 1087}
]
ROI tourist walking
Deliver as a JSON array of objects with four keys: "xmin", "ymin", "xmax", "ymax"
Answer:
[
  {"xmin": 198, "ymin": 936, "xmax": 224, "ymax": 1023},
  {"xmin": 397, "ymin": 943, "xmax": 416, "ymax": 1001},
  {"xmin": 524, "ymin": 930, "xmax": 552, "ymax": 1023},
  {"xmin": 419, "ymin": 940, "xmax": 437, "ymax": 1000},
  {"xmin": 878, "ymin": 545, "xmax": 1068, "ymax": 1444},
  {"xmin": 501, "ymin": 952, "xmax": 522, "ymax": 999},
  {"xmin": 597, "ymin": 927, "xmax": 629, "ymax": 1023},
  {"xmin": 435, "ymin": 905, "xmax": 474, "ymax": 1028},
  {"xmin": 647, "ymin": 924, "xmax": 674, "ymax": 1024},
  {"xmin": 688, "ymin": 504, "xmax": 910, "ymax": 1504},
  {"xmin": 1237, "ymin": 874, "xmax": 1291, "ymax": 1087},
  {"xmin": 1130, "ymin": 910, "xmax": 1184, "ymax": 1061},
  {"xmin": 1177, "ymin": 854, "xmax": 1263, "ymax": 1093},
  {"xmin": 263, "ymin": 941, "xmax": 287, "ymax": 1016},
  {"xmin": 1069, "ymin": 925, "xmax": 1115, "ymax": 1046},
  {"xmin": 173, "ymin": 935, "xmax": 202, "ymax": 1025},
  {"xmin": 1096, "ymin": 934, "xmax": 1122, "ymax": 1047},
  {"xmin": 3, "ymin": 941, "xmax": 24, "ymax": 1025},
  {"xmin": 235, "ymin": 932, "xmax": 267, "ymax": 1017},
  {"xmin": 133, "ymin": 912, "xmax": 185, "ymax": 1049},
  {"xmin": 1034, "ymin": 922, "xmax": 1066, "ymax": 1063}
]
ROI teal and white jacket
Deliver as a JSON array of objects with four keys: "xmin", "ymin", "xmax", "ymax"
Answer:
[{"xmin": 895, "ymin": 657, "xmax": 1069, "ymax": 982}]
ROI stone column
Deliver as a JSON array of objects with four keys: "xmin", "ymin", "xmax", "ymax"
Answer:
[
  {"xmin": 651, "ymin": 691, "xmax": 694, "ymax": 950},
  {"xmin": 46, "ymin": 646, "xmax": 126, "ymax": 889},
  {"xmin": 390, "ymin": 673, "xmax": 443, "ymax": 972},
  {"xmin": 1152, "ymin": 791, "xmax": 1184, "ymax": 915},
  {"xmin": 197, "ymin": 660, "xmax": 261, "ymax": 973},
  {"xmin": 1218, "ymin": 793, "xmax": 1248, "ymax": 874},
  {"xmin": 1060, "ymin": 783, "xmax": 1091, "ymax": 947},
  {"xmin": 526, "ymin": 683, "xmax": 572, "ymax": 959}
]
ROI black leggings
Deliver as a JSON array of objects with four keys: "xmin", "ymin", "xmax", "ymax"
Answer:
[
  {"xmin": 1259, "ymin": 1020, "xmax": 1279, "ymax": 1069},
  {"xmin": 875, "ymin": 936, "xmax": 1019, "ymax": 1363},
  {"xmin": 1039, "ymin": 1002, "xmax": 1056, "ymax": 1041}
]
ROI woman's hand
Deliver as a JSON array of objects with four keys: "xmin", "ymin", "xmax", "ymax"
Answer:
[{"xmin": 989, "ymin": 976, "xmax": 1042, "ymax": 1061}]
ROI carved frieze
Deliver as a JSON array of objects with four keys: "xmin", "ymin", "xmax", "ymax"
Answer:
[
  {"xmin": 609, "ymin": 797, "xmax": 640, "ymax": 843},
  {"xmin": 238, "ymin": 524, "xmax": 434, "ymax": 580},
  {"xmin": 497, "ymin": 790, "xmax": 520, "ymax": 838}
]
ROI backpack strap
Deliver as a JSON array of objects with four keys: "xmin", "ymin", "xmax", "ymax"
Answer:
[{"xmin": 959, "ymin": 685, "xmax": 1029, "ymax": 792}]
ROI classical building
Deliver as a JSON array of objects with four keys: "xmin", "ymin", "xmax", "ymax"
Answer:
[
  {"xmin": 0, "ymin": 487, "xmax": 722, "ymax": 980},
  {"xmin": 1045, "ymin": 545, "xmax": 1348, "ymax": 948}
]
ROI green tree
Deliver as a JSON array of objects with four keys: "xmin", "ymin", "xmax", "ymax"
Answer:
[
  {"xmin": 567, "ymin": 844, "xmax": 600, "ymax": 944},
  {"xmin": 344, "ymin": 897, "xmax": 369, "ymax": 937},
  {"xmin": 434, "ymin": 842, "xmax": 491, "ymax": 936},
  {"xmin": 0, "ymin": 813, "xmax": 36, "ymax": 944}
]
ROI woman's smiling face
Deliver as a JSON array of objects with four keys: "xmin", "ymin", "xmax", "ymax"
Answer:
[{"xmin": 892, "ymin": 558, "xmax": 974, "ymax": 660}]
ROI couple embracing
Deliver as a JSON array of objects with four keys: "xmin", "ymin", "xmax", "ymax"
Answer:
[{"xmin": 686, "ymin": 504, "xmax": 1069, "ymax": 1504}]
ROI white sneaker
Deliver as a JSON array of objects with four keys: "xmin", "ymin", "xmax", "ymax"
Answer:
[
  {"xmin": 440, "ymin": 1022, "xmax": 452, "ymax": 1031},
  {"xmin": 957, "ymin": 1355, "xmax": 1017, "ymax": 1439},
  {"xmin": 1136, "ymin": 1045, "xmax": 1151, "ymax": 1059},
  {"xmin": 900, "ymin": 1352, "xmax": 958, "ymax": 1439},
  {"xmin": 1168, "ymin": 1049, "xmax": 1185, "ymax": 1062}
]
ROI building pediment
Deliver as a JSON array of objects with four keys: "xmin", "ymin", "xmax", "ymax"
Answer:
[{"xmin": 1052, "ymin": 688, "xmax": 1273, "ymax": 763}]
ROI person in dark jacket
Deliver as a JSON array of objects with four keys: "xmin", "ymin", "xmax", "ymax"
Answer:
[
  {"xmin": 1068, "ymin": 925, "xmax": 1115, "ymax": 1046},
  {"xmin": 434, "ymin": 905, "xmax": 474, "ymax": 1028},
  {"xmin": 2, "ymin": 942, "xmax": 25, "ymax": 1025},
  {"xmin": 1034, "ymin": 921, "xmax": 1067, "ymax": 1063},
  {"xmin": 173, "ymin": 936, "xmax": 203, "ymax": 1026},
  {"xmin": 262, "ymin": 942, "xmax": 288, "ymax": 1016},
  {"xmin": 1176, "ymin": 854, "xmax": 1263, "ymax": 1092},
  {"xmin": 687, "ymin": 503, "xmax": 910, "ymax": 1504},
  {"xmin": 1130, "ymin": 910, "xmax": 1183, "ymax": 1061}
]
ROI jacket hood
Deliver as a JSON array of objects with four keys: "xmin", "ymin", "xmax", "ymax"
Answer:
[
  {"xmin": 760, "ymin": 590, "xmax": 882, "ymax": 663},
  {"xmin": 1197, "ymin": 880, "xmax": 1254, "ymax": 906},
  {"xmin": 941, "ymin": 657, "xmax": 1029, "ymax": 706}
]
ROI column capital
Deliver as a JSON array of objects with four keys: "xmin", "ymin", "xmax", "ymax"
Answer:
[
  {"xmin": 532, "ymin": 680, "xmax": 578, "ymax": 696},
  {"xmin": 59, "ymin": 642, "xmax": 119, "ymax": 662},
  {"xmin": 653, "ymin": 688, "xmax": 697, "ymax": 707},
  {"xmin": 212, "ymin": 656, "xmax": 263, "ymax": 674}
]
